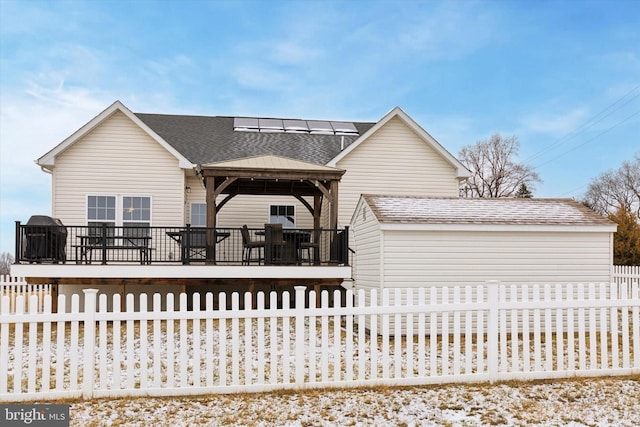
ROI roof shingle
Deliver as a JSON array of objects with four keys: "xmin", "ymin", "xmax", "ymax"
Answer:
[
  {"xmin": 362, "ymin": 195, "xmax": 616, "ymax": 227},
  {"xmin": 134, "ymin": 113, "xmax": 375, "ymax": 165}
]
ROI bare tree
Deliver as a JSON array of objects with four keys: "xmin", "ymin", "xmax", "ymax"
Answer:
[
  {"xmin": 459, "ymin": 134, "xmax": 541, "ymax": 198},
  {"xmin": 583, "ymin": 154, "xmax": 640, "ymax": 218},
  {"xmin": 0, "ymin": 252, "xmax": 13, "ymax": 276}
]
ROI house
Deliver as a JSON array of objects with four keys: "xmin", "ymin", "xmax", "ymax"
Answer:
[
  {"xmin": 12, "ymin": 101, "xmax": 470, "ymax": 309},
  {"xmin": 351, "ymin": 195, "xmax": 616, "ymax": 293}
]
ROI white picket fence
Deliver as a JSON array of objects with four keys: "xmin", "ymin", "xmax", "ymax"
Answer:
[
  {"xmin": 613, "ymin": 265, "xmax": 640, "ymax": 298},
  {"xmin": 0, "ymin": 276, "xmax": 51, "ymax": 314},
  {"xmin": 1, "ymin": 281, "xmax": 639, "ymax": 402},
  {"xmin": 1, "ymin": 265, "xmax": 638, "ymax": 314}
]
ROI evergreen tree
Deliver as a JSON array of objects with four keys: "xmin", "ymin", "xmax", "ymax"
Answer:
[
  {"xmin": 608, "ymin": 205, "xmax": 640, "ymax": 266},
  {"xmin": 515, "ymin": 183, "xmax": 533, "ymax": 198}
]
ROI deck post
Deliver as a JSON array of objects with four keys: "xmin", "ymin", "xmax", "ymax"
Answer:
[
  {"xmin": 14, "ymin": 221, "xmax": 20, "ymax": 264},
  {"xmin": 205, "ymin": 176, "xmax": 217, "ymax": 264}
]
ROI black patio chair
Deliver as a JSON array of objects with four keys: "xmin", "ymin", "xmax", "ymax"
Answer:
[
  {"xmin": 241, "ymin": 225, "xmax": 265, "ymax": 265},
  {"xmin": 298, "ymin": 228, "xmax": 321, "ymax": 265},
  {"xmin": 264, "ymin": 223, "xmax": 287, "ymax": 264}
]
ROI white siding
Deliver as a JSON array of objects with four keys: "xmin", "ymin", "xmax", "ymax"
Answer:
[
  {"xmin": 336, "ymin": 117, "xmax": 459, "ymax": 227},
  {"xmin": 52, "ymin": 111, "xmax": 185, "ymax": 226},
  {"xmin": 351, "ymin": 202, "xmax": 382, "ymax": 293},
  {"xmin": 381, "ymin": 230, "xmax": 613, "ymax": 286}
]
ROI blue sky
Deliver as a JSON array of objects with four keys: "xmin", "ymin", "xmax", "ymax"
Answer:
[{"xmin": 0, "ymin": 0, "xmax": 638, "ymax": 255}]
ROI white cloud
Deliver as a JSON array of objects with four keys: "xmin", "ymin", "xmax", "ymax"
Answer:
[
  {"xmin": 0, "ymin": 81, "xmax": 113, "ymax": 253},
  {"xmin": 521, "ymin": 108, "xmax": 590, "ymax": 135},
  {"xmin": 267, "ymin": 41, "xmax": 322, "ymax": 66},
  {"xmin": 347, "ymin": 3, "xmax": 498, "ymax": 64},
  {"xmin": 396, "ymin": 5, "xmax": 497, "ymax": 60}
]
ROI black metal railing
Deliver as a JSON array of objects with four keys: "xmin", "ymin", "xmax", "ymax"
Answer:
[{"xmin": 14, "ymin": 221, "xmax": 349, "ymax": 266}]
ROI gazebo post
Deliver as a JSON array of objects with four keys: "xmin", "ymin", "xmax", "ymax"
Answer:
[{"xmin": 205, "ymin": 176, "xmax": 217, "ymax": 264}]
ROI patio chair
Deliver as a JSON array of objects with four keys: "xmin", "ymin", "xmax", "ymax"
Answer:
[
  {"xmin": 264, "ymin": 223, "xmax": 286, "ymax": 264},
  {"xmin": 298, "ymin": 228, "xmax": 320, "ymax": 265},
  {"xmin": 241, "ymin": 225, "xmax": 265, "ymax": 265}
]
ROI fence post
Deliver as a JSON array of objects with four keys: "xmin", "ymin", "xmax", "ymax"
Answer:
[
  {"xmin": 82, "ymin": 289, "xmax": 99, "ymax": 398},
  {"xmin": 486, "ymin": 280, "xmax": 500, "ymax": 383},
  {"xmin": 295, "ymin": 286, "xmax": 306, "ymax": 387}
]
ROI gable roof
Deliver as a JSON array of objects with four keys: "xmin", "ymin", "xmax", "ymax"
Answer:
[
  {"xmin": 327, "ymin": 107, "xmax": 471, "ymax": 179},
  {"xmin": 358, "ymin": 194, "xmax": 616, "ymax": 229},
  {"xmin": 38, "ymin": 101, "xmax": 470, "ymax": 176},
  {"xmin": 37, "ymin": 101, "xmax": 194, "ymax": 169},
  {"xmin": 201, "ymin": 154, "xmax": 344, "ymax": 172},
  {"xmin": 135, "ymin": 113, "xmax": 375, "ymax": 166}
]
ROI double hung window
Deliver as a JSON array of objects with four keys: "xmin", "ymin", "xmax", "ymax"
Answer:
[
  {"xmin": 87, "ymin": 195, "xmax": 151, "ymax": 246},
  {"xmin": 87, "ymin": 195, "xmax": 116, "ymax": 244},
  {"xmin": 122, "ymin": 196, "xmax": 151, "ymax": 246},
  {"xmin": 190, "ymin": 203, "xmax": 207, "ymax": 227}
]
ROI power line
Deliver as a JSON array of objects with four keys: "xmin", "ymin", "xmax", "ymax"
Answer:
[
  {"xmin": 556, "ymin": 183, "xmax": 589, "ymax": 198},
  {"xmin": 523, "ymin": 85, "xmax": 640, "ymax": 164},
  {"xmin": 533, "ymin": 109, "xmax": 640, "ymax": 169}
]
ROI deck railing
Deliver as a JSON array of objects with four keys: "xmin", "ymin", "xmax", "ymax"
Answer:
[{"xmin": 14, "ymin": 222, "xmax": 349, "ymax": 266}]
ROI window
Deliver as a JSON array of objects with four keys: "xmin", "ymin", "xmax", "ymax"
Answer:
[
  {"xmin": 87, "ymin": 195, "xmax": 116, "ymax": 244},
  {"xmin": 122, "ymin": 196, "xmax": 151, "ymax": 223},
  {"xmin": 86, "ymin": 195, "xmax": 151, "ymax": 245},
  {"xmin": 190, "ymin": 203, "xmax": 207, "ymax": 227},
  {"xmin": 122, "ymin": 196, "xmax": 151, "ymax": 246},
  {"xmin": 88, "ymin": 195, "xmax": 116, "ymax": 223},
  {"xmin": 269, "ymin": 205, "xmax": 295, "ymax": 228}
]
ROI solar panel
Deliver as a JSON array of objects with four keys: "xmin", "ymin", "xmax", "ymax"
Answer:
[
  {"xmin": 234, "ymin": 117, "xmax": 259, "ymax": 129},
  {"xmin": 331, "ymin": 121, "xmax": 358, "ymax": 133},
  {"xmin": 259, "ymin": 118, "xmax": 284, "ymax": 130},
  {"xmin": 283, "ymin": 119, "xmax": 309, "ymax": 131},
  {"xmin": 307, "ymin": 120, "xmax": 333, "ymax": 132},
  {"xmin": 233, "ymin": 117, "xmax": 359, "ymax": 135}
]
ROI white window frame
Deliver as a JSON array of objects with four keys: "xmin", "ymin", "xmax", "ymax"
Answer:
[
  {"xmin": 86, "ymin": 195, "xmax": 152, "ymax": 245},
  {"xmin": 86, "ymin": 194, "xmax": 153, "ymax": 226},
  {"xmin": 190, "ymin": 202, "xmax": 207, "ymax": 227},
  {"xmin": 87, "ymin": 195, "xmax": 117, "ymax": 225},
  {"xmin": 269, "ymin": 204, "xmax": 295, "ymax": 228}
]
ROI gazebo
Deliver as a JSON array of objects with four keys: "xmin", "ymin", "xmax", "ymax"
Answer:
[{"xmin": 199, "ymin": 155, "xmax": 345, "ymax": 263}]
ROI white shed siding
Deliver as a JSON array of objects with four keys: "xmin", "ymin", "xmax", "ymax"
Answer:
[
  {"xmin": 336, "ymin": 117, "xmax": 459, "ymax": 227},
  {"xmin": 351, "ymin": 202, "xmax": 382, "ymax": 293},
  {"xmin": 381, "ymin": 230, "xmax": 613, "ymax": 286},
  {"xmin": 52, "ymin": 111, "xmax": 184, "ymax": 226}
]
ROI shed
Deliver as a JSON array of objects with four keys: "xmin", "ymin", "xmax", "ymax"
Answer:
[{"xmin": 351, "ymin": 195, "xmax": 618, "ymax": 291}]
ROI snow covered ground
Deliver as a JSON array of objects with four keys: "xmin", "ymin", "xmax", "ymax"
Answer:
[{"xmin": 68, "ymin": 375, "xmax": 640, "ymax": 426}]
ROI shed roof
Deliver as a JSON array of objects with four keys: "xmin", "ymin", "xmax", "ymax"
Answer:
[{"xmin": 361, "ymin": 195, "xmax": 616, "ymax": 227}]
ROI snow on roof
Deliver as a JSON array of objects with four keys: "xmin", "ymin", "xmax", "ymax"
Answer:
[{"xmin": 361, "ymin": 195, "xmax": 615, "ymax": 227}]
